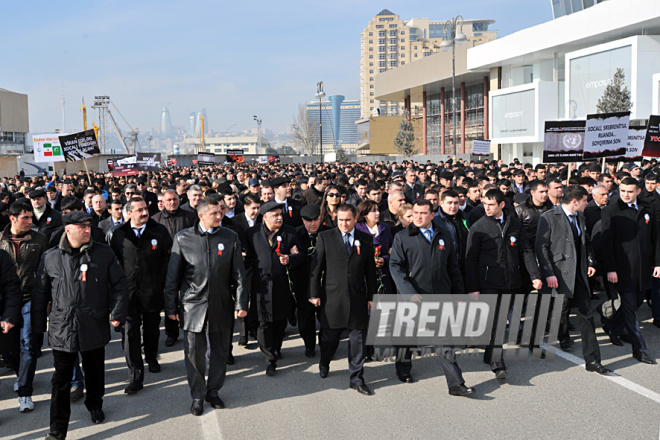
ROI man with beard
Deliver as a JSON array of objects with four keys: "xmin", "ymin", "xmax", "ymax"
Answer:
[
  {"xmin": 245, "ymin": 201, "xmax": 304, "ymax": 376},
  {"xmin": 108, "ymin": 197, "xmax": 172, "ymax": 394}
]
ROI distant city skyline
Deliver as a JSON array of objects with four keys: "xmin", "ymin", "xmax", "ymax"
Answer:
[{"xmin": 3, "ymin": 1, "xmax": 550, "ymax": 135}]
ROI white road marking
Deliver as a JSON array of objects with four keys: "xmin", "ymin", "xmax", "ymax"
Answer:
[
  {"xmin": 545, "ymin": 345, "xmax": 660, "ymax": 404},
  {"xmin": 200, "ymin": 408, "xmax": 224, "ymax": 440}
]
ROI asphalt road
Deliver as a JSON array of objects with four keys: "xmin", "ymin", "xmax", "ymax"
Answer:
[{"xmin": 1, "ymin": 294, "xmax": 660, "ymax": 440}]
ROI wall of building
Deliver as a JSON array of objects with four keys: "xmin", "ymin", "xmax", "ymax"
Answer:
[
  {"xmin": 369, "ymin": 116, "xmax": 404, "ymax": 155},
  {"xmin": 0, "ymin": 156, "xmax": 19, "ymax": 178}
]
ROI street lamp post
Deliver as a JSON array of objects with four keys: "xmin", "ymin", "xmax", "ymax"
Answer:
[
  {"xmin": 440, "ymin": 16, "xmax": 467, "ymax": 160},
  {"xmin": 315, "ymin": 81, "xmax": 325, "ymax": 156},
  {"xmin": 253, "ymin": 116, "xmax": 262, "ymax": 154}
]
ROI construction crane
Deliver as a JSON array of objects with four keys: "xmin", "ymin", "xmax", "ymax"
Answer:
[{"xmin": 91, "ymin": 96, "xmax": 141, "ymax": 155}]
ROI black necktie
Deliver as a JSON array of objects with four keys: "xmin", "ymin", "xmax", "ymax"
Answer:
[{"xmin": 569, "ymin": 214, "xmax": 579, "ymax": 241}]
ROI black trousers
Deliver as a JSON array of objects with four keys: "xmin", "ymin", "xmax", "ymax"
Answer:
[
  {"xmin": 558, "ymin": 281, "xmax": 601, "ymax": 363},
  {"xmin": 246, "ymin": 290, "xmax": 259, "ymax": 335},
  {"xmin": 483, "ymin": 290, "xmax": 516, "ymax": 372},
  {"xmin": 297, "ymin": 300, "xmax": 319, "ymax": 351},
  {"xmin": 124, "ymin": 301, "xmax": 161, "ymax": 382},
  {"xmin": 394, "ymin": 346, "xmax": 414, "ymax": 375},
  {"xmin": 257, "ymin": 320, "xmax": 287, "ymax": 364},
  {"xmin": 183, "ymin": 324, "xmax": 231, "ymax": 400},
  {"xmin": 51, "ymin": 347, "xmax": 105, "ymax": 436},
  {"xmin": 434, "ymin": 345, "xmax": 467, "ymax": 389},
  {"xmin": 165, "ymin": 316, "xmax": 179, "ymax": 339},
  {"xmin": 320, "ymin": 328, "xmax": 366, "ymax": 386},
  {"xmin": 604, "ymin": 290, "xmax": 648, "ymax": 355}
]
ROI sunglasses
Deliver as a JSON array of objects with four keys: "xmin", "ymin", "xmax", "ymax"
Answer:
[
  {"xmin": 125, "ymin": 192, "xmax": 136, "ymax": 196},
  {"xmin": 327, "ymin": 193, "xmax": 341, "ymax": 198}
]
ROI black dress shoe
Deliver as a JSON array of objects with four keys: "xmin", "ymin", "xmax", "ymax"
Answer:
[
  {"xmin": 653, "ymin": 319, "xmax": 660, "ymax": 329},
  {"xmin": 191, "ymin": 399, "xmax": 204, "ymax": 416},
  {"xmin": 494, "ymin": 368, "xmax": 508, "ymax": 381},
  {"xmin": 364, "ymin": 355, "xmax": 373, "ymax": 363},
  {"xmin": 148, "ymin": 361, "xmax": 161, "ymax": 373},
  {"xmin": 560, "ymin": 339, "xmax": 573, "ymax": 351},
  {"xmin": 350, "ymin": 383, "xmax": 373, "ymax": 395},
  {"xmin": 266, "ymin": 363, "xmax": 276, "ymax": 376},
  {"xmin": 90, "ymin": 408, "xmax": 105, "ymax": 424},
  {"xmin": 397, "ymin": 373, "xmax": 414, "ymax": 383},
  {"xmin": 165, "ymin": 336, "xmax": 177, "ymax": 347},
  {"xmin": 124, "ymin": 381, "xmax": 144, "ymax": 394},
  {"xmin": 633, "ymin": 352, "xmax": 657, "ymax": 364},
  {"xmin": 319, "ymin": 363, "xmax": 329, "ymax": 378},
  {"xmin": 205, "ymin": 395, "xmax": 225, "ymax": 409},
  {"xmin": 45, "ymin": 432, "xmax": 66, "ymax": 440},
  {"xmin": 238, "ymin": 336, "xmax": 248, "ymax": 346},
  {"xmin": 305, "ymin": 348, "xmax": 315, "ymax": 358},
  {"xmin": 605, "ymin": 329, "xmax": 623, "ymax": 346},
  {"xmin": 585, "ymin": 361, "xmax": 612, "ymax": 374},
  {"xmin": 227, "ymin": 353, "xmax": 235, "ymax": 365},
  {"xmin": 448, "ymin": 384, "xmax": 476, "ymax": 396},
  {"xmin": 289, "ymin": 316, "xmax": 297, "ymax": 327}
]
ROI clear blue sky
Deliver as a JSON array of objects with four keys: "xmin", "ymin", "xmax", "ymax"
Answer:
[{"xmin": 2, "ymin": 0, "xmax": 550, "ymax": 135}]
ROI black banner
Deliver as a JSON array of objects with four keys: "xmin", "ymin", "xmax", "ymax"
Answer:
[
  {"xmin": 58, "ymin": 129, "xmax": 101, "ymax": 162},
  {"xmin": 642, "ymin": 115, "xmax": 660, "ymax": 158},
  {"xmin": 137, "ymin": 152, "xmax": 161, "ymax": 172},
  {"xmin": 111, "ymin": 156, "xmax": 138, "ymax": 176},
  {"xmin": 197, "ymin": 153, "xmax": 215, "ymax": 165},
  {"xmin": 226, "ymin": 149, "xmax": 244, "ymax": 163},
  {"xmin": 543, "ymin": 120, "xmax": 585, "ymax": 163}
]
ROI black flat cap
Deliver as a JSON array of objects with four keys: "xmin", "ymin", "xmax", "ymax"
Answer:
[
  {"xmin": 300, "ymin": 204, "xmax": 320, "ymax": 220},
  {"xmin": 513, "ymin": 193, "xmax": 529, "ymax": 205},
  {"xmin": 260, "ymin": 200, "xmax": 285, "ymax": 215},
  {"xmin": 136, "ymin": 176, "xmax": 148, "ymax": 184},
  {"xmin": 63, "ymin": 211, "xmax": 93, "ymax": 226},
  {"xmin": 270, "ymin": 177, "xmax": 290, "ymax": 188},
  {"xmin": 29, "ymin": 189, "xmax": 46, "ymax": 199},
  {"xmin": 298, "ymin": 177, "xmax": 309, "ymax": 184},
  {"xmin": 439, "ymin": 171, "xmax": 454, "ymax": 180}
]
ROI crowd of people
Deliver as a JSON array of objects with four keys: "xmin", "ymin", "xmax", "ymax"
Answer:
[{"xmin": 0, "ymin": 156, "xmax": 658, "ymax": 439}]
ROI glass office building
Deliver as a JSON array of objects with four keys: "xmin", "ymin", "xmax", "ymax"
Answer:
[
  {"xmin": 307, "ymin": 96, "xmax": 361, "ymax": 153},
  {"xmin": 551, "ymin": 0, "xmax": 607, "ymax": 19}
]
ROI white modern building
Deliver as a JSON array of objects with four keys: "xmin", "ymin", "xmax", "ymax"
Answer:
[
  {"xmin": 468, "ymin": 0, "xmax": 660, "ymax": 163},
  {"xmin": 184, "ymin": 135, "xmax": 269, "ymax": 155}
]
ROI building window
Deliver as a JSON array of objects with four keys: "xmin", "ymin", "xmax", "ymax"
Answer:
[
  {"xmin": 400, "ymin": 46, "xmax": 405, "ymax": 50},
  {"xmin": 379, "ymin": 61, "xmax": 386, "ymax": 67},
  {"xmin": 389, "ymin": 46, "xmax": 397, "ymax": 51},
  {"xmin": 376, "ymin": 25, "xmax": 384, "ymax": 29},
  {"xmin": 414, "ymin": 46, "xmax": 418, "ymax": 50},
  {"xmin": 369, "ymin": 69, "xmax": 373, "ymax": 73},
  {"xmin": 379, "ymin": 46, "xmax": 386, "ymax": 52},
  {"xmin": 378, "ymin": 31, "xmax": 386, "ymax": 36},
  {"xmin": 370, "ymin": 100, "xmax": 374, "ymax": 103},
  {"xmin": 369, "ymin": 55, "xmax": 373, "ymax": 59},
  {"xmin": 378, "ymin": 38, "xmax": 386, "ymax": 44},
  {"xmin": 369, "ymin": 62, "xmax": 373, "ymax": 66},
  {"xmin": 379, "ymin": 54, "xmax": 385, "ymax": 60},
  {"xmin": 379, "ymin": 17, "xmax": 394, "ymax": 21},
  {"xmin": 369, "ymin": 48, "xmax": 373, "ymax": 51},
  {"xmin": 369, "ymin": 77, "xmax": 373, "ymax": 81},
  {"xmin": 423, "ymin": 52, "xmax": 430, "ymax": 57},
  {"xmin": 370, "ymin": 85, "xmax": 374, "ymax": 88},
  {"xmin": 389, "ymin": 30, "xmax": 397, "ymax": 36},
  {"xmin": 379, "ymin": 69, "xmax": 386, "ymax": 73},
  {"xmin": 389, "ymin": 24, "xmax": 397, "ymax": 28},
  {"xmin": 401, "ymin": 61, "xmax": 405, "ymax": 65},
  {"xmin": 389, "ymin": 38, "xmax": 397, "ymax": 44},
  {"xmin": 370, "ymin": 92, "xmax": 374, "ymax": 96},
  {"xmin": 369, "ymin": 40, "xmax": 373, "ymax": 44},
  {"xmin": 401, "ymin": 53, "xmax": 405, "ymax": 58},
  {"xmin": 389, "ymin": 61, "xmax": 397, "ymax": 67},
  {"xmin": 414, "ymin": 53, "xmax": 418, "ymax": 58},
  {"xmin": 389, "ymin": 53, "xmax": 397, "ymax": 59},
  {"xmin": 369, "ymin": 32, "xmax": 373, "ymax": 36},
  {"xmin": 401, "ymin": 31, "xmax": 405, "ymax": 35}
]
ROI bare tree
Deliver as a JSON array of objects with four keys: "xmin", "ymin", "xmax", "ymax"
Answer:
[{"xmin": 291, "ymin": 103, "xmax": 319, "ymax": 155}]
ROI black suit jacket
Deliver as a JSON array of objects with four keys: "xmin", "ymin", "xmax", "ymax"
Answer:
[
  {"xmin": 141, "ymin": 190, "xmax": 160, "ymax": 216},
  {"xmin": 309, "ymin": 228, "xmax": 377, "ymax": 330},
  {"xmin": 601, "ymin": 198, "xmax": 660, "ymax": 292},
  {"xmin": 231, "ymin": 212, "xmax": 262, "ymax": 236},
  {"xmin": 280, "ymin": 197, "xmax": 303, "ymax": 228},
  {"xmin": 403, "ymin": 183, "xmax": 424, "ymax": 203},
  {"xmin": 293, "ymin": 224, "xmax": 330, "ymax": 305},
  {"xmin": 584, "ymin": 199, "xmax": 606, "ymax": 236}
]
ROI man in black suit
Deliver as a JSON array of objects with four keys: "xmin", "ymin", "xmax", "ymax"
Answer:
[
  {"xmin": 309, "ymin": 204, "xmax": 377, "ymax": 396},
  {"xmin": 536, "ymin": 185, "xmax": 610, "ymax": 374},
  {"xmin": 390, "ymin": 199, "xmax": 476, "ymax": 396},
  {"xmin": 584, "ymin": 184, "xmax": 609, "ymax": 236},
  {"xmin": 231, "ymin": 193, "xmax": 262, "ymax": 235},
  {"xmin": 294, "ymin": 204, "xmax": 329, "ymax": 358},
  {"xmin": 29, "ymin": 189, "xmax": 63, "ymax": 241},
  {"xmin": 403, "ymin": 169, "xmax": 424, "ymax": 203},
  {"xmin": 245, "ymin": 201, "xmax": 304, "ymax": 376},
  {"xmin": 601, "ymin": 177, "xmax": 660, "ymax": 364},
  {"xmin": 270, "ymin": 177, "xmax": 303, "ymax": 228},
  {"xmin": 99, "ymin": 199, "xmax": 125, "ymax": 235},
  {"xmin": 466, "ymin": 189, "xmax": 541, "ymax": 379}
]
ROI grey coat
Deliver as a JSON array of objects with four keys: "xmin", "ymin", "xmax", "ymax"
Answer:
[
  {"xmin": 164, "ymin": 221, "xmax": 248, "ymax": 333},
  {"xmin": 535, "ymin": 206, "xmax": 594, "ymax": 298}
]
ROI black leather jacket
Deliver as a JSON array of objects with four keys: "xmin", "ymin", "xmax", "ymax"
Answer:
[
  {"xmin": 0, "ymin": 225, "xmax": 49, "ymax": 303},
  {"xmin": 514, "ymin": 198, "xmax": 553, "ymax": 248},
  {"xmin": 164, "ymin": 221, "xmax": 248, "ymax": 333}
]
